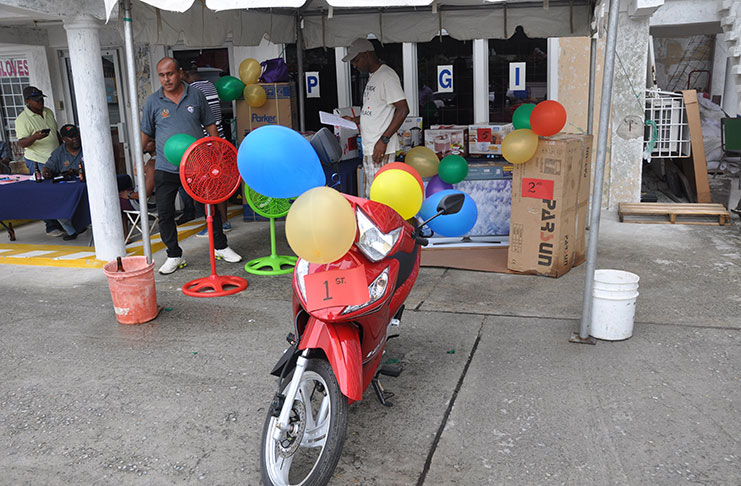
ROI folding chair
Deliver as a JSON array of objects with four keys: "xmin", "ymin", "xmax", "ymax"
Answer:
[{"xmin": 124, "ymin": 202, "xmax": 158, "ymax": 244}]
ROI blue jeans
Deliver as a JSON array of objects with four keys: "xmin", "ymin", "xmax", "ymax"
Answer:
[
  {"xmin": 25, "ymin": 158, "xmax": 62, "ymax": 233},
  {"xmin": 58, "ymin": 218, "xmax": 76, "ymax": 236}
]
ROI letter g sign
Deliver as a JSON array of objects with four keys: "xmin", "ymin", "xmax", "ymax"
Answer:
[{"xmin": 437, "ymin": 65, "xmax": 453, "ymax": 93}]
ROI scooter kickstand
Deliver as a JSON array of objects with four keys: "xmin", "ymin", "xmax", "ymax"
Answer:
[{"xmin": 371, "ymin": 377, "xmax": 395, "ymax": 407}]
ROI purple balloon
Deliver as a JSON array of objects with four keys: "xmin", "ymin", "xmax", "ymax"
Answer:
[{"xmin": 425, "ymin": 175, "xmax": 453, "ymax": 198}]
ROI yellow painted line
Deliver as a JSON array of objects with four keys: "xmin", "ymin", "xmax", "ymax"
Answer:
[{"xmin": 0, "ymin": 208, "xmax": 241, "ymax": 268}]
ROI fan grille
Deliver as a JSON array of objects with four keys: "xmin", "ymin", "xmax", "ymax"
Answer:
[
  {"xmin": 180, "ymin": 137, "xmax": 241, "ymax": 204},
  {"xmin": 245, "ymin": 186, "xmax": 293, "ymax": 218}
]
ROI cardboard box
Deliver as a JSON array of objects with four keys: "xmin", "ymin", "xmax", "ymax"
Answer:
[
  {"xmin": 333, "ymin": 106, "xmax": 361, "ymax": 160},
  {"xmin": 236, "ymin": 82, "xmax": 297, "ymax": 144},
  {"xmin": 468, "ymin": 124, "xmax": 513, "ymax": 155},
  {"xmin": 424, "ymin": 125, "xmax": 468, "ymax": 158},
  {"xmin": 396, "ymin": 116, "xmax": 423, "ymax": 157},
  {"xmin": 507, "ymin": 134, "xmax": 593, "ymax": 277}
]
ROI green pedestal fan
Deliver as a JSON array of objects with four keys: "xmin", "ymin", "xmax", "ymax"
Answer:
[{"xmin": 243, "ymin": 186, "xmax": 297, "ymax": 275}]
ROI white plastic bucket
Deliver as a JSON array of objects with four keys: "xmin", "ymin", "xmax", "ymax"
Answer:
[{"xmin": 590, "ymin": 269, "xmax": 639, "ymax": 341}]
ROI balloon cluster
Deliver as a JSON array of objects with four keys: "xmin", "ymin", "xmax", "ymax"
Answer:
[
  {"xmin": 370, "ymin": 148, "xmax": 478, "ymax": 238},
  {"xmin": 502, "ymin": 100, "xmax": 567, "ymax": 165},
  {"xmin": 214, "ymin": 58, "xmax": 267, "ymax": 108}
]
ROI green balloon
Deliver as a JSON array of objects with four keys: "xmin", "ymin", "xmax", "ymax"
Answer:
[
  {"xmin": 512, "ymin": 103, "xmax": 536, "ymax": 130},
  {"xmin": 164, "ymin": 134, "xmax": 197, "ymax": 166},
  {"xmin": 215, "ymin": 76, "xmax": 245, "ymax": 102},
  {"xmin": 438, "ymin": 154, "xmax": 469, "ymax": 184}
]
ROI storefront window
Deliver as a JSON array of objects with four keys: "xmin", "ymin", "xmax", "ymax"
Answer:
[
  {"xmin": 349, "ymin": 40, "xmax": 403, "ymax": 111},
  {"xmin": 0, "ymin": 57, "xmax": 30, "ymax": 159},
  {"xmin": 417, "ymin": 36, "xmax": 473, "ymax": 128},
  {"xmin": 488, "ymin": 26, "xmax": 548, "ymax": 122},
  {"xmin": 286, "ymin": 45, "xmax": 339, "ymax": 132}
]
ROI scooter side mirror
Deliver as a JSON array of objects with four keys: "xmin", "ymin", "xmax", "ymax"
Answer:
[{"xmin": 437, "ymin": 193, "xmax": 465, "ymax": 215}]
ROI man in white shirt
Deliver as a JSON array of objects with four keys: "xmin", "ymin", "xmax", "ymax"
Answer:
[{"xmin": 343, "ymin": 38, "xmax": 409, "ymax": 198}]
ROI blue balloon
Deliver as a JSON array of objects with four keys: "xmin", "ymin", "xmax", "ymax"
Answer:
[
  {"xmin": 237, "ymin": 125, "xmax": 326, "ymax": 198},
  {"xmin": 418, "ymin": 189, "xmax": 478, "ymax": 237}
]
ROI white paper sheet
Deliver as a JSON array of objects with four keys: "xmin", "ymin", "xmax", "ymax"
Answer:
[{"xmin": 319, "ymin": 111, "xmax": 357, "ymax": 130}]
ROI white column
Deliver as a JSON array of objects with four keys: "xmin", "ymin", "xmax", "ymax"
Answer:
[
  {"xmin": 335, "ymin": 47, "xmax": 352, "ymax": 108},
  {"xmin": 472, "ymin": 39, "xmax": 488, "ymax": 124},
  {"xmin": 64, "ymin": 15, "xmax": 125, "ymax": 261},
  {"xmin": 402, "ymin": 42, "xmax": 418, "ymax": 116},
  {"xmin": 547, "ymin": 38, "xmax": 560, "ymax": 101}
]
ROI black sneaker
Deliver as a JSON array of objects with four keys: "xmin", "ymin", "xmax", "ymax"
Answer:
[{"xmin": 62, "ymin": 232, "xmax": 78, "ymax": 241}]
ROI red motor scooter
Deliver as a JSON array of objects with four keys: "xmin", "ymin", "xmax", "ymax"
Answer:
[{"xmin": 260, "ymin": 191, "xmax": 464, "ymax": 486}]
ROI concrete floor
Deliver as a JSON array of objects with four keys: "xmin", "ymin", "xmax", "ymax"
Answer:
[{"xmin": 1, "ymin": 210, "xmax": 739, "ymax": 485}]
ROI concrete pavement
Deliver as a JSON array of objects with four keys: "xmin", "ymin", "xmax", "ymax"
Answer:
[{"xmin": 0, "ymin": 211, "xmax": 739, "ymax": 485}]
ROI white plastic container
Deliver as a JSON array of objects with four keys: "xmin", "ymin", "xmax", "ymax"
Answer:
[{"xmin": 590, "ymin": 269, "xmax": 640, "ymax": 341}]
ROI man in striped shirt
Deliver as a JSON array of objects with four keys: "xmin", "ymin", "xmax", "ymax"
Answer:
[{"xmin": 183, "ymin": 63, "xmax": 231, "ymax": 232}]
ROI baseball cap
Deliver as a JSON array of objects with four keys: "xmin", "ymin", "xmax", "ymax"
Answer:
[
  {"xmin": 60, "ymin": 124, "xmax": 79, "ymax": 138},
  {"xmin": 342, "ymin": 38, "xmax": 375, "ymax": 62},
  {"xmin": 23, "ymin": 86, "xmax": 46, "ymax": 100}
]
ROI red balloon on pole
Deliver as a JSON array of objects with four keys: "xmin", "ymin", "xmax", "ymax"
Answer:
[
  {"xmin": 376, "ymin": 161, "xmax": 424, "ymax": 194},
  {"xmin": 530, "ymin": 100, "xmax": 567, "ymax": 137}
]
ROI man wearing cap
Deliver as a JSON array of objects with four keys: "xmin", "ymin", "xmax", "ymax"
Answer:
[
  {"xmin": 15, "ymin": 86, "xmax": 60, "ymax": 176},
  {"xmin": 141, "ymin": 56, "xmax": 242, "ymax": 275},
  {"xmin": 43, "ymin": 124, "xmax": 83, "ymax": 179},
  {"xmin": 342, "ymin": 38, "xmax": 409, "ymax": 198}
]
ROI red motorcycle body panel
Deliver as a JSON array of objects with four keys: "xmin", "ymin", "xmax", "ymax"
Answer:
[{"xmin": 298, "ymin": 317, "xmax": 364, "ymax": 402}]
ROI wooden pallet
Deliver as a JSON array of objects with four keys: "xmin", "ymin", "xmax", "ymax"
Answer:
[{"xmin": 618, "ymin": 203, "xmax": 731, "ymax": 226}]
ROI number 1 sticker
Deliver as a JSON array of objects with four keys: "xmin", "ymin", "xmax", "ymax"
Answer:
[{"xmin": 303, "ymin": 266, "xmax": 370, "ymax": 312}]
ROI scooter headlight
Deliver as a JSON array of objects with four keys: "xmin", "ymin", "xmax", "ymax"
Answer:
[
  {"xmin": 355, "ymin": 208, "xmax": 402, "ymax": 262},
  {"xmin": 294, "ymin": 258, "xmax": 310, "ymax": 302},
  {"xmin": 341, "ymin": 267, "xmax": 390, "ymax": 315}
]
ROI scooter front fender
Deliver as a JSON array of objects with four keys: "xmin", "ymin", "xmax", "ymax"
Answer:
[{"xmin": 299, "ymin": 317, "xmax": 363, "ymax": 402}]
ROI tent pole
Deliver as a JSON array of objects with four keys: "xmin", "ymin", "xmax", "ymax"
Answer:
[
  {"xmin": 587, "ymin": 36, "xmax": 596, "ymax": 136},
  {"xmin": 296, "ymin": 14, "xmax": 306, "ymax": 132},
  {"xmin": 122, "ymin": 0, "xmax": 152, "ymax": 264},
  {"xmin": 572, "ymin": 0, "xmax": 620, "ymax": 344}
]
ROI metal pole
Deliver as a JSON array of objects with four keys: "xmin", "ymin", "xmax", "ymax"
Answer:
[
  {"xmin": 122, "ymin": 0, "xmax": 152, "ymax": 263},
  {"xmin": 296, "ymin": 14, "xmax": 306, "ymax": 132},
  {"xmin": 573, "ymin": 0, "xmax": 620, "ymax": 344}
]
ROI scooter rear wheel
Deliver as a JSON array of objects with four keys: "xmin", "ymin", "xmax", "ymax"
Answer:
[{"xmin": 261, "ymin": 358, "xmax": 348, "ymax": 486}]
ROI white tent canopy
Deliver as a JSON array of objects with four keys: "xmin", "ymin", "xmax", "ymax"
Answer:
[{"xmin": 105, "ymin": 0, "xmax": 592, "ymax": 49}]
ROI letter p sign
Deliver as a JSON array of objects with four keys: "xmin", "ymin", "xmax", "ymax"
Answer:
[
  {"xmin": 437, "ymin": 65, "xmax": 453, "ymax": 93},
  {"xmin": 306, "ymin": 71, "xmax": 320, "ymax": 98}
]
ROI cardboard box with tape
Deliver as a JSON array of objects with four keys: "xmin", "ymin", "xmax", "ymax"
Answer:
[
  {"xmin": 507, "ymin": 134, "xmax": 593, "ymax": 277},
  {"xmin": 236, "ymin": 82, "xmax": 297, "ymax": 144}
]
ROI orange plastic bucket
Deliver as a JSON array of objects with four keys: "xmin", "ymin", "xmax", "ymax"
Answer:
[{"xmin": 103, "ymin": 256, "xmax": 158, "ymax": 325}]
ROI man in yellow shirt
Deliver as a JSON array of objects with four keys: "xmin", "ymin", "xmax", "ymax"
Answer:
[{"xmin": 15, "ymin": 86, "xmax": 59, "ymax": 176}]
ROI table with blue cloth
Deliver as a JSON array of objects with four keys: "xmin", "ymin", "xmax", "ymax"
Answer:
[{"xmin": 0, "ymin": 179, "xmax": 91, "ymax": 239}]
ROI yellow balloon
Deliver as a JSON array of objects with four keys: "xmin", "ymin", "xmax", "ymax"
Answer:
[
  {"xmin": 244, "ymin": 83, "xmax": 267, "ymax": 108},
  {"xmin": 238, "ymin": 58, "xmax": 262, "ymax": 85},
  {"xmin": 285, "ymin": 187, "xmax": 357, "ymax": 264},
  {"xmin": 370, "ymin": 169, "xmax": 424, "ymax": 220},
  {"xmin": 501, "ymin": 129, "xmax": 539, "ymax": 164},
  {"xmin": 404, "ymin": 146, "xmax": 439, "ymax": 178}
]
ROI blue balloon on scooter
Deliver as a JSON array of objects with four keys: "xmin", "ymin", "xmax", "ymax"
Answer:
[
  {"xmin": 237, "ymin": 125, "xmax": 326, "ymax": 198},
  {"xmin": 418, "ymin": 189, "xmax": 478, "ymax": 237}
]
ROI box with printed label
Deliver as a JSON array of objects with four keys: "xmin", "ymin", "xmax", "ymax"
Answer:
[
  {"xmin": 236, "ymin": 82, "xmax": 297, "ymax": 143},
  {"xmin": 424, "ymin": 125, "xmax": 468, "ymax": 158},
  {"xmin": 507, "ymin": 134, "xmax": 592, "ymax": 277},
  {"xmin": 333, "ymin": 106, "xmax": 361, "ymax": 160},
  {"xmin": 396, "ymin": 116, "xmax": 423, "ymax": 157},
  {"xmin": 468, "ymin": 124, "xmax": 513, "ymax": 155}
]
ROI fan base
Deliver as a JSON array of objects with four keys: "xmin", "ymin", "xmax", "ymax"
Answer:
[
  {"xmin": 244, "ymin": 254, "xmax": 297, "ymax": 276},
  {"xmin": 182, "ymin": 274, "xmax": 248, "ymax": 297}
]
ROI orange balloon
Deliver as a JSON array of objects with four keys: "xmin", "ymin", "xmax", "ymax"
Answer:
[
  {"xmin": 376, "ymin": 162, "xmax": 424, "ymax": 194},
  {"xmin": 530, "ymin": 100, "xmax": 567, "ymax": 137}
]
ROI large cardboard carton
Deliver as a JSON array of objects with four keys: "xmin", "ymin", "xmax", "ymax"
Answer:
[
  {"xmin": 333, "ymin": 106, "xmax": 361, "ymax": 160},
  {"xmin": 468, "ymin": 124, "xmax": 512, "ymax": 155},
  {"xmin": 236, "ymin": 82, "xmax": 297, "ymax": 144},
  {"xmin": 507, "ymin": 134, "xmax": 593, "ymax": 277},
  {"xmin": 396, "ymin": 116, "xmax": 423, "ymax": 158},
  {"xmin": 424, "ymin": 125, "xmax": 468, "ymax": 157}
]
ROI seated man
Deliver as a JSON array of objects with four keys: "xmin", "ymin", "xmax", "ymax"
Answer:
[
  {"xmin": 119, "ymin": 141, "xmax": 156, "ymax": 237},
  {"xmin": 0, "ymin": 140, "xmax": 11, "ymax": 174},
  {"xmin": 44, "ymin": 124, "xmax": 86, "ymax": 241}
]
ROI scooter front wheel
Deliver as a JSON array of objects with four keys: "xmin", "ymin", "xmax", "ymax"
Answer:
[{"xmin": 261, "ymin": 358, "xmax": 348, "ymax": 486}]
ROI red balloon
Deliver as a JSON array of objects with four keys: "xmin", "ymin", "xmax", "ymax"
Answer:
[
  {"xmin": 376, "ymin": 161, "xmax": 424, "ymax": 194},
  {"xmin": 530, "ymin": 100, "xmax": 567, "ymax": 137}
]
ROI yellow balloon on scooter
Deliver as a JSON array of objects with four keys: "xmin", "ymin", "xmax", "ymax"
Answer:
[{"xmin": 370, "ymin": 169, "xmax": 424, "ymax": 220}]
